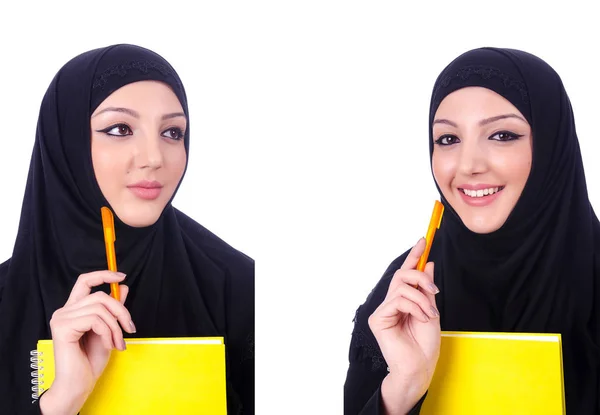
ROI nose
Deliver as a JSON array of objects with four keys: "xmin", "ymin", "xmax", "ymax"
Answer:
[
  {"xmin": 457, "ymin": 138, "xmax": 487, "ymax": 176},
  {"xmin": 134, "ymin": 134, "xmax": 163, "ymax": 170}
]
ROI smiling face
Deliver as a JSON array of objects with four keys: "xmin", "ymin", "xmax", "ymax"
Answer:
[
  {"xmin": 90, "ymin": 80, "xmax": 187, "ymax": 228},
  {"xmin": 431, "ymin": 87, "xmax": 533, "ymax": 234}
]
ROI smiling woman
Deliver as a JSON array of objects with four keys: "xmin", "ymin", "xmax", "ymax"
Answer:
[
  {"xmin": 344, "ymin": 47, "xmax": 600, "ymax": 414},
  {"xmin": 0, "ymin": 44, "xmax": 254, "ymax": 415},
  {"xmin": 431, "ymin": 87, "xmax": 533, "ymax": 234}
]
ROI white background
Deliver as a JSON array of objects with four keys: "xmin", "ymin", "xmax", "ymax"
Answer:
[{"xmin": 1, "ymin": 1, "xmax": 598, "ymax": 413}]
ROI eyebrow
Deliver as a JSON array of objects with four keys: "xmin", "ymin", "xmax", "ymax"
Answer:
[
  {"xmin": 92, "ymin": 107, "xmax": 186, "ymax": 121},
  {"xmin": 432, "ymin": 113, "xmax": 527, "ymax": 128}
]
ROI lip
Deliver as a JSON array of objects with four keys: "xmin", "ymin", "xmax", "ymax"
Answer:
[
  {"xmin": 457, "ymin": 186, "xmax": 504, "ymax": 207},
  {"xmin": 128, "ymin": 180, "xmax": 163, "ymax": 189},
  {"xmin": 457, "ymin": 183, "xmax": 503, "ymax": 191},
  {"xmin": 127, "ymin": 180, "xmax": 163, "ymax": 200}
]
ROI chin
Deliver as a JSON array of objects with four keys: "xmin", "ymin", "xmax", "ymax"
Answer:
[
  {"xmin": 461, "ymin": 216, "xmax": 505, "ymax": 234},
  {"xmin": 113, "ymin": 206, "xmax": 163, "ymax": 228},
  {"xmin": 445, "ymin": 192, "xmax": 514, "ymax": 234},
  {"xmin": 121, "ymin": 217, "xmax": 160, "ymax": 228}
]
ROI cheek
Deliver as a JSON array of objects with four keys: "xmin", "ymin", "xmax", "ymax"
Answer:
[
  {"xmin": 91, "ymin": 141, "xmax": 127, "ymax": 190},
  {"xmin": 165, "ymin": 144, "xmax": 187, "ymax": 181},
  {"xmin": 512, "ymin": 158, "xmax": 532, "ymax": 185},
  {"xmin": 516, "ymin": 152, "xmax": 533, "ymax": 183},
  {"xmin": 492, "ymin": 145, "xmax": 532, "ymax": 186},
  {"xmin": 432, "ymin": 152, "xmax": 455, "ymax": 188}
]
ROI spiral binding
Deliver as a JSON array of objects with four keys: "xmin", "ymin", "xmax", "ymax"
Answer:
[{"xmin": 30, "ymin": 350, "xmax": 44, "ymax": 403}]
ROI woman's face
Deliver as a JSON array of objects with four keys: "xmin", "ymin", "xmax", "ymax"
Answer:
[
  {"xmin": 90, "ymin": 80, "xmax": 187, "ymax": 227},
  {"xmin": 432, "ymin": 87, "xmax": 532, "ymax": 234}
]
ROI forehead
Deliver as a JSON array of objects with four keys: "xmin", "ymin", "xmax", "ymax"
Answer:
[
  {"xmin": 97, "ymin": 80, "xmax": 182, "ymax": 108},
  {"xmin": 434, "ymin": 86, "xmax": 523, "ymax": 121}
]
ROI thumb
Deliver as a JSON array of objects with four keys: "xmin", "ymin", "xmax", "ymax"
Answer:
[
  {"xmin": 424, "ymin": 261, "xmax": 435, "ymax": 282},
  {"xmin": 423, "ymin": 262, "xmax": 439, "ymax": 305},
  {"xmin": 119, "ymin": 285, "xmax": 129, "ymax": 304}
]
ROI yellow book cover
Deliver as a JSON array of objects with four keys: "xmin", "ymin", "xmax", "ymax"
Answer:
[
  {"xmin": 33, "ymin": 337, "xmax": 227, "ymax": 415},
  {"xmin": 421, "ymin": 331, "xmax": 565, "ymax": 415}
]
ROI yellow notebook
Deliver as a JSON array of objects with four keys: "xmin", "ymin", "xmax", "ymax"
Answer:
[
  {"xmin": 31, "ymin": 337, "xmax": 227, "ymax": 414},
  {"xmin": 420, "ymin": 331, "xmax": 565, "ymax": 414}
]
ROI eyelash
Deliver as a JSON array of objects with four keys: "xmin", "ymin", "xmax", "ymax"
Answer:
[
  {"xmin": 96, "ymin": 123, "xmax": 186, "ymax": 141},
  {"xmin": 434, "ymin": 130, "xmax": 524, "ymax": 146}
]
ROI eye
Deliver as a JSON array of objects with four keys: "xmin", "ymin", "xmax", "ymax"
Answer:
[
  {"xmin": 434, "ymin": 135, "xmax": 460, "ymax": 146},
  {"xmin": 162, "ymin": 127, "xmax": 185, "ymax": 141},
  {"xmin": 97, "ymin": 123, "xmax": 133, "ymax": 137},
  {"xmin": 489, "ymin": 131, "xmax": 524, "ymax": 141}
]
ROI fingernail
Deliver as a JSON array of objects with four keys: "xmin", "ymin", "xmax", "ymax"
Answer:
[
  {"xmin": 117, "ymin": 272, "xmax": 126, "ymax": 278},
  {"xmin": 130, "ymin": 321, "xmax": 137, "ymax": 333},
  {"xmin": 430, "ymin": 306, "xmax": 440, "ymax": 317},
  {"xmin": 429, "ymin": 283, "xmax": 440, "ymax": 294},
  {"xmin": 121, "ymin": 339, "xmax": 127, "ymax": 351},
  {"xmin": 417, "ymin": 237, "xmax": 424, "ymax": 245}
]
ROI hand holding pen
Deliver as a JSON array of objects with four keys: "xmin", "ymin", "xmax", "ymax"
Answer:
[
  {"xmin": 368, "ymin": 201, "xmax": 444, "ymax": 414},
  {"xmin": 39, "ymin": 207, "xmax": 135, "ymax": 415}
]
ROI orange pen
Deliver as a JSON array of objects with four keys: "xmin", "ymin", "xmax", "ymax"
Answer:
[
  {"xmin": 101, "ymin": 207, "xmax": 120, "ymax": 301},
  {"xmin": 416, "ymin": 200, "xmax": 444, "ymax": 272}
]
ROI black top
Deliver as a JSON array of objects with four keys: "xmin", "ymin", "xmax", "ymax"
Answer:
[
  {"xmin": 0, "ymin": 44, "xmax": 254, "ymax": 414},
  {"xmin": 344, "ymin": 47, "xmax": 600, "ymax": 414}
]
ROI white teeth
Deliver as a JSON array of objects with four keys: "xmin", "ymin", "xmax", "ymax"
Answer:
[{"xmin": 461, "ymin": 187, "xmax": 501, "ymax": 198}]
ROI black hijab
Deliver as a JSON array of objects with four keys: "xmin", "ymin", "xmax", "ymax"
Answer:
[
  {"xmin": 0, "ymin": 44, "xmax": 254, "ymax": 414},
  {"xmin": 428, "ymin": 48, "xmax": 600, "ymax": 412}
]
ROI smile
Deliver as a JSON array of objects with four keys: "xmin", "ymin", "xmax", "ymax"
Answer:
[
  {"xmin": 457, "ymin": 186, "xmax": 505, "ymax": 207},
  {"xmin": 460, "ymin": 186, "xmax": 505, "ymax": 198}
]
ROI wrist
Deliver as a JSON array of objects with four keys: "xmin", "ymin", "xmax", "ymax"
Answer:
[
  {"xmin": 39, "ymin": 384, "xmax": 88, "ymax": 415},
  {"xmin": 380, "ymin": 373, "xmax": 424, "ymax": 415}
]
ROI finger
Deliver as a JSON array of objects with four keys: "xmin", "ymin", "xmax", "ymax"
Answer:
[
  {"xmin": 422, "ymin": 262, "xmax": 439, "ymax": 307},
  {"xmin": 66, "ymin": 271, "xmax": 126, "ymax": 305},
  {"xmin": 68, "ymin": 291, "xmax": 135, "ymax": 334},
  {"xmin": 53, "ymin": 314, "xmax": 115, "ymax": 350},
  {"xmin": 372, "ymin": 295, "xmax": 430, "ymax": 327},
  {"xmin": 387, "ymin": 239, "xmax": 427, "ymax": 294},
  {"xmin": 423, "ymin": 261, "xmax": 434, "ymax": 281},
  {"xmin": 119, "ymin": 285, "xmax": 129, "ymax": 304},
  {"xmin": 63, "ymin": 303, "xmax": 126, "ymax": 350},
  {"xmin": 119, "ymin": 286, "xmax": 136, "ymax": 333},
  {"xmin": 400, "ymin": 238, "xmax": 427, "ymax": 271},
  {"xmin": 87, "ymin": 315, "xmax": 117, "ymax": 350},
  {"xmin": 386, "ymin": 281, "xmax": 439, "ymax": 319},
  {"xmin": 387, "ymin": 268, "xmax": 439, "ymax": 299}
]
